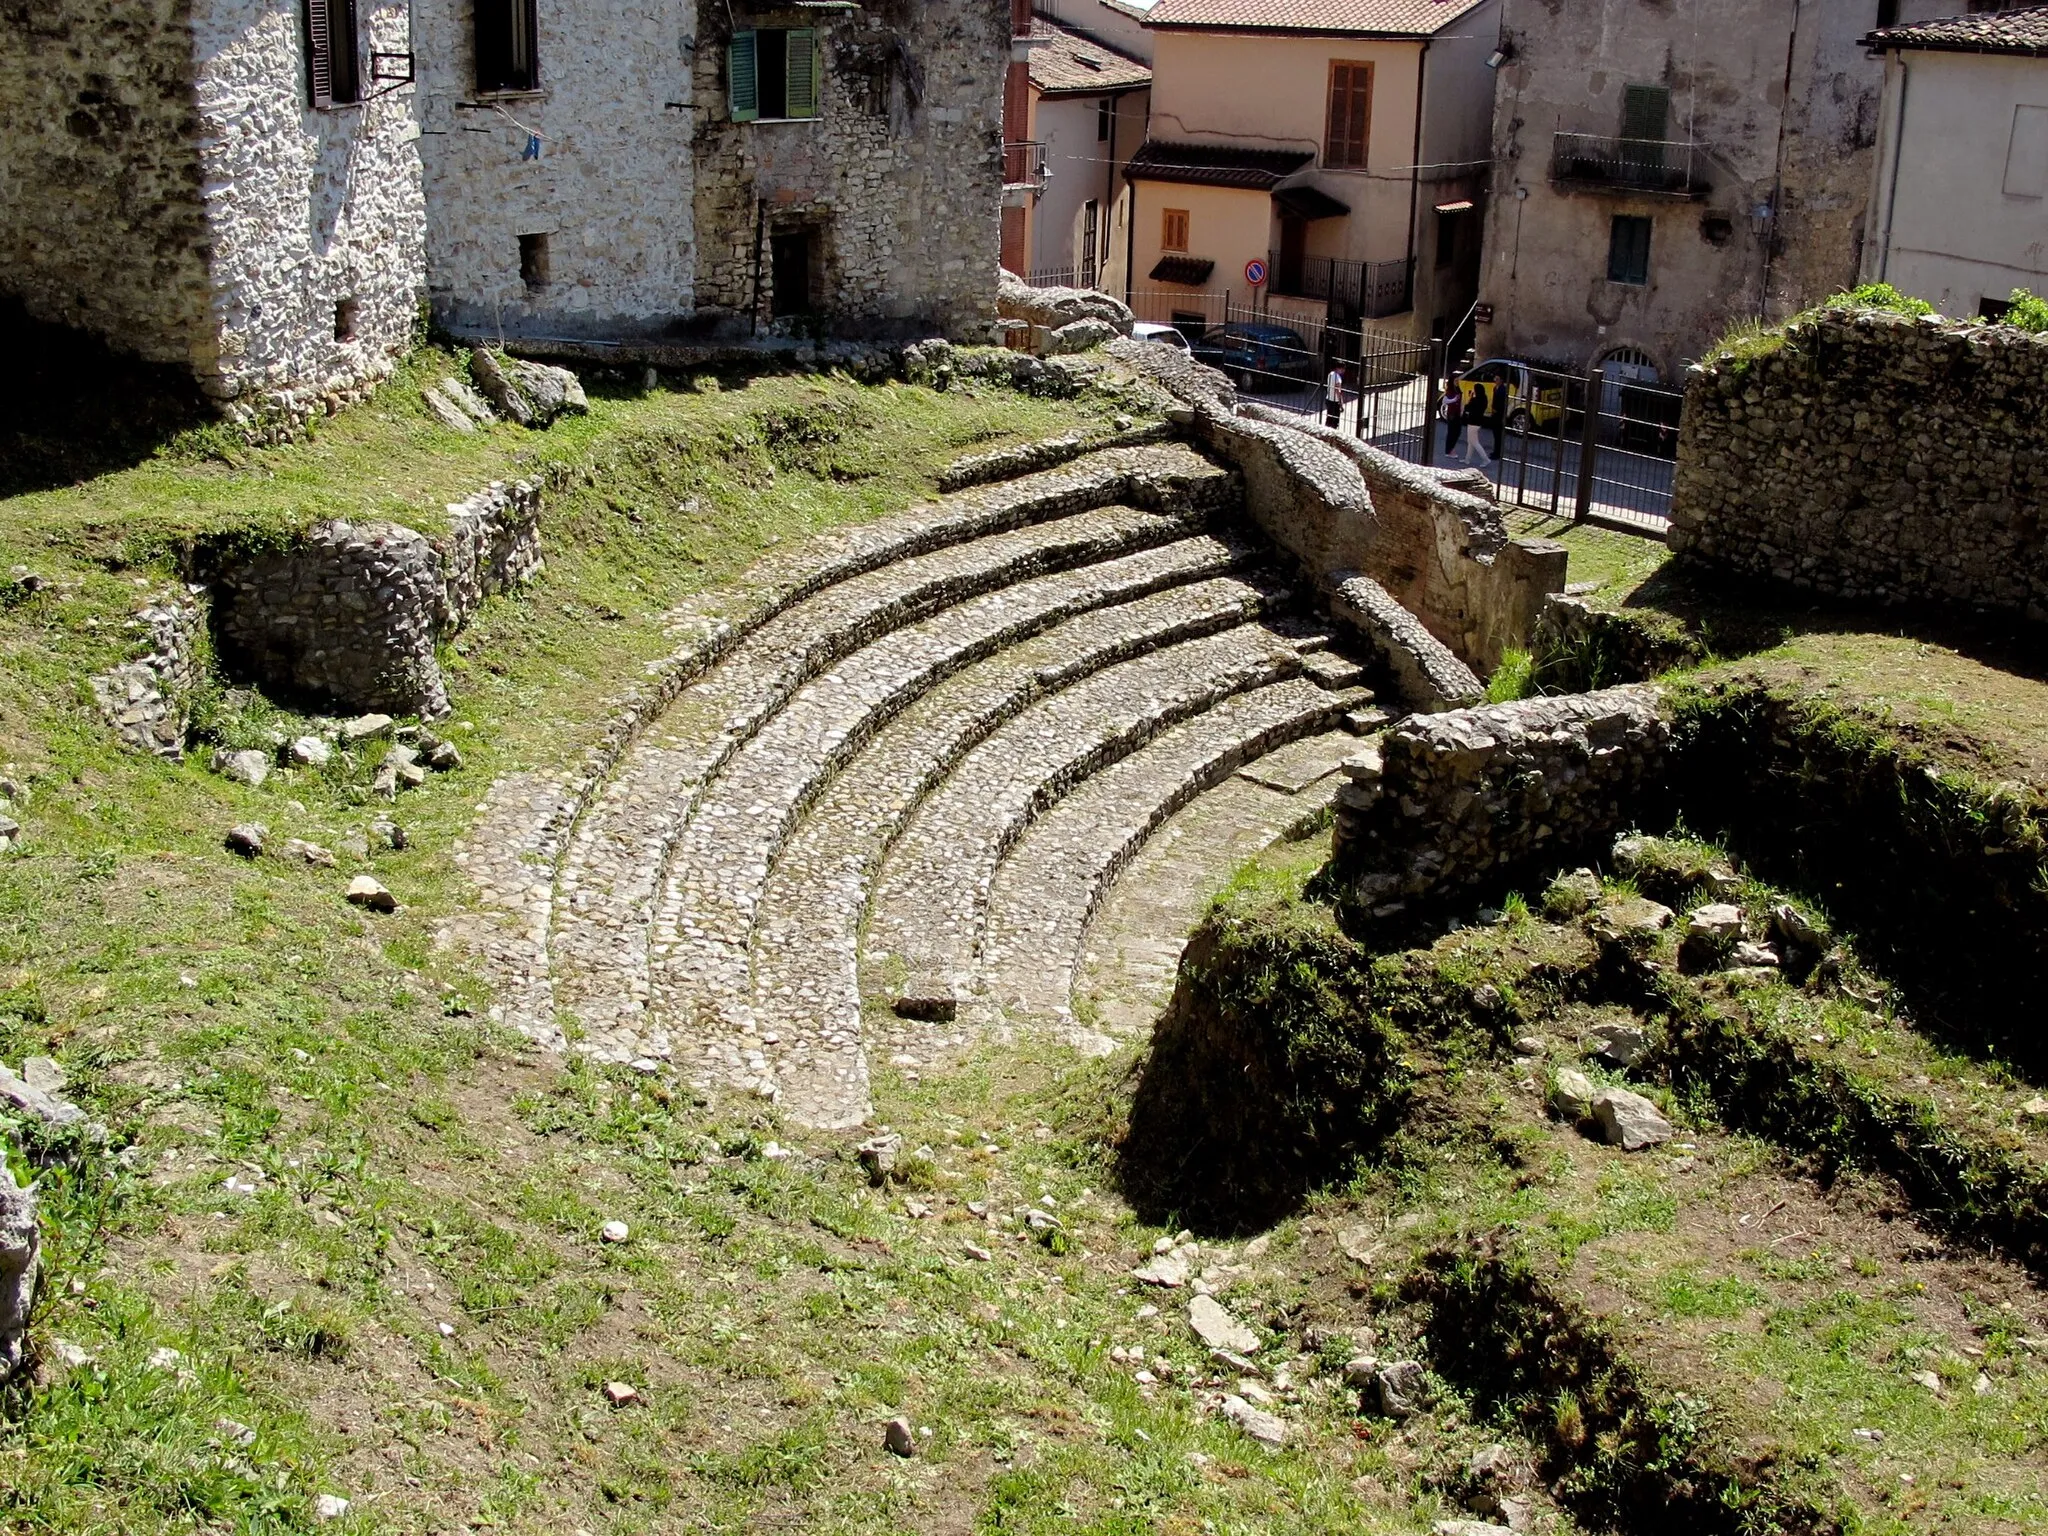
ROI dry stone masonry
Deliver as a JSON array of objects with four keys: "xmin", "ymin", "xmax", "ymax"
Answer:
[
  {"xmin": 1672, "ymin": 308, "xmax": 2048, "ymax": 620},
  {"xmin": 1333, "ymin": 686, "xmax": 1672, "ymax": 917},
  {"xmin": 90, "ymin": 596, "xmax": 210, "ymax": 756}
]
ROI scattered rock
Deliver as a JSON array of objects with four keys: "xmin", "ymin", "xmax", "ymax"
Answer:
[
  {"xmin": 1337, "ymin": 1224, "xmax": 1382, "ymax": 1265},
  {"xmin": 2021, "ymin": 1097, "xmax": 2048, "ymax": 1120},
  {"xmin": 1542, "ymin": 868, "xmax": 1601, "ymax": 919},
  {"xmin": 1243, "ymin": 1234, "xmax": 1270, "ymax": 1258},
  {"xmin": 313, "ymin": 1493, "xmax": 350, "ymax": 1521},
  {"xmin": 1046, "ymin": 317, "xmax": 1118, "ymax": 355},
  {"xmin": 215, "ymin": 1417, "xmax": 257, "ymax": 1447},
  {"xmin": 148, "ymin": 1346, "xmax": 183, "ymax": 1371},
  {"xmin": 883, "ymin": 1416, "xmax": 917, "ymax": 1457},
  {"xmin": 1910, "ymin": 1369, "xmax": 1943, "ymax": 1395},
  {"xmin": 0, "ymin": 1061, "xmax": 87, "ymax": 1130},
  {"xmin": 1434, "ymin": 1523, "xmax": 1514, "ymax": 1536},
  {"xmin": 1591, "ymin": 1087, "xmax": 1674, "ymax": 1150},
  {"xmin": 1685, "ymin": 903, "xmax": 1746, "ymax": 941},
  {"xmin": 283, "ymin": 839, "xmax": 337, "ymax": 868},
  {"xmin": 1852, "ymin": 1427, "xmax": 1886, "ymax": 1444},
  {"xmin": 470, "ymin": 349, "xmax": 589, "ymax": 428},
  {"xmin": 1342, "ymin": 1356, "xmax": 1381, "ymax": 1389},
  {"xmin": 437, "ymin": 374, "xmax": 497, "ymax": 424},
  {"xmin": 20, "ymin": 1057, "xmax": 63, "ymax": 1095},
  {"xmin": 337, "ymin": 830, "xmax": 370, "ymax": 861},
  {"xmin": 211, "ymin": 748, "xmax": 271, "ymax": 788},
  {"xmin": 0, "ymin": 817, "xmax": 18, "ymax": 852},
  {"xmin": 1731, "ymin": 941, "xmax": 1781, "ymax": 968},
  {"xmin": 1375, "ymin": 1360, "xmax": 1432, "ymax": 1420},
  {"xmin": 427, "ymin": 740, "xmax": 463, "ymax": 772},
  {"xmin": 1510, "ymin": 1034, "xmax": 1547, "ymax": 1056},
  {"xmin": 600, "ymin": 1220, "xmax": 630, "ymax": 1244},
  {"xmin": 287, "ymin": 736, "xmax": 332, "ymax": 768},
  {"xmin": 857, "ymin": 1133, "xmax": 902, "ymax": 1186},
  {"xmin": 422, "ymin": 386, "xmax": 477, "ymax": 434},
  {"xmin": 1589, "ymin": 895, "xmax": 1675, "ymax": 943},
  {"xmin": 602, "ymin": 1380, "xmax": 640, "ymax": 1405},
  {"xmin": 1, "ymin": 1163, "xmax": 37, "ymax": 1384},
  {"xmin": 1221, "ymin": 1393, "xmax": 1287, "ymax": 1446},
  {"xmin": 962, "ymin": 1241, "xmax": 993, "ymax": 1262},
  {"xmin": 1131, "ymin": 1250, "xmax": 1190, "ymax": 1287},
  {"xmin": 1767, "ymin": 902, "xmax": 1826, "ymax": 952},
  {"xmin": 1584, "ymin": 1022, "xmax": 1648, "ymax": 1069},
  {"xmin": 224, "ymin": 823, "xmax": 267, "ymax": 859},
  {"xmin": 338, "ymin": 714, "xmax": 394, "ymax": 746},
  {"xmin": 344, "ymin": 875, "xmax": 397, "ymax": 913},
  {"xmin": 370, "ymin": 818, "xmax": 406, "ymax": 850},
  {"xmin": 1188, "ymin": 1295, "xmax": 1258, "ymax": 1355},
  {"xmin": 1549, "ymin": 1069, "xmax": 1595, "ymax": 1121}
]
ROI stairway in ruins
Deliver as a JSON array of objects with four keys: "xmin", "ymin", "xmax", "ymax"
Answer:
[{"xmin": 518, "ymin": 442, "xmax": 1381, "ymax": 1128}]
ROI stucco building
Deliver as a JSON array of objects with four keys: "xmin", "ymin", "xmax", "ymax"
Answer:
[
  {"xmin": 1473, "ymin": 0, "xmax": 1966, "ymax": 384},
  {"xmin": 1121, "ymin": 0, "xmax": 1500, "ymax": 345},
  {"xmin": 1861, "ymin": 6, "xmax": 2048, "ymax": 319},
  {"xmin": 1, "ymin": 0, "xmax": 1008, "ymax": 420}
]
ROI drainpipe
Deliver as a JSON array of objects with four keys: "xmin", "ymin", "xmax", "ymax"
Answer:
[
  {"xmin": 1405, "ymin": 42, "xmax": 1429, "ymax": 324},
  {"xmin": 1760, "ymin": 0, "xmax": 1801, "ymax": 318},
  {"xmin": 752, "ymin": 196, "xmax": 767, "ymax": 334},
  {"xmin": 1876, "ymin": 54, "xmax": 1910, "ymax": 284}
]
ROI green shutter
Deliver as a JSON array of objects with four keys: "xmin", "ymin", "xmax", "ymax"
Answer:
[
  {"xmin": 785, "ymin": 27, "xmax": 818, "ymax": 118},
  {"xmin": 730, "ymin": 30, "xmax": 758, "ymax": 121},
  {"xmin": 1621, "ymin": 85, "xmax": 1669, "ymax": 143}
]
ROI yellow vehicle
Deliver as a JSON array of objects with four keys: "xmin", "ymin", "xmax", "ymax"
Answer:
[{"xmin": 1457, "ymin": 358, "xmax": 1566, "ymax": 431}]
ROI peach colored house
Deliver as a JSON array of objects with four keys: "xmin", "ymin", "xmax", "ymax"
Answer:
[{"xmin": 1125, "ymin": 0, "xmax": 1499, "ymax": 346}]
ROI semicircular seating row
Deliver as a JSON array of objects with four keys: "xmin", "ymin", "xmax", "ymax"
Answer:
[{"xmin": 536, "ymin": 443, "xmax": 1381, "ymax": 1128}]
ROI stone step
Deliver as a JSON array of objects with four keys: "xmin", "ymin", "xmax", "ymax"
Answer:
[
  {"xmin": 997, "ymin": 728, "xmax": 1360, "ymax": 1043},
  {"xmin": 643, "ymin": 534, "xmax": 1267, "ymax": 1066},
  {"xmin": 864, "ymin": 623, "xmax": 1324, "ymax": 1025},
  {"xmin": 549, "ymin": 498, "xmax": 1214, "ymax": 1052},
  {"xmin": 685, "ymin": 571, "xmax": 1292, "ymax": 1123}
]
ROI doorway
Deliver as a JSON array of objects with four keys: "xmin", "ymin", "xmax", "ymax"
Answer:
[{"xmin": 771, "ymin": 230, "xmax": 814, "ymax": 318}]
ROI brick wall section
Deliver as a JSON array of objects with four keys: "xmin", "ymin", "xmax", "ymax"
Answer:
[
  {"xmin": 691, "ymin": 0, "xmax": 1006, "ymax": 339},
  {"xmin": 0, "ymin": 0, "xmax": 213, "ymax": 372},
  {"xmin": 1332, "ymin": 685, "xmax": 1671, "ymax": 918},
  {"xmin": 1671, "ymin": 309, "xmax": 2048, "ymax": 620}
]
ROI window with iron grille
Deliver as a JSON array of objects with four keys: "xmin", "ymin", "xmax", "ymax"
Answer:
[
  {"xmin": 1325, "ymin": 61, "xmax": 1371, "ymax": 169},
  {"xmin": 304, "ymin": 0, "xmax": 362, "ymax": 108},
  {"xmin": 475, "ymin": 0, "xmax": 539, "ymax": 93},
  {"xmin": 1607, "ymin": 215, "xmax": 1652, "ymax": 285},
  {"xmin": 730, "ymin": 29, "xmax": 822, "ymax": 121}
]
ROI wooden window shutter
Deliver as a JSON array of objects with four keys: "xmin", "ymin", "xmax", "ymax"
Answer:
[
  {"xmin": 1622, "ymin": 85, "xmax": 1670, "ymax": 143},
  {"xmin": 730, "ymin": 30, "xmax": 759, "ymax": 121},
  {"xmin": 785, "ymin": 28, "xmax": 819, "ymax": 118},
  {"xmin": 1325, "ymin": 61, "xmax": 1371, "ymax": 169},
  {"xmin": 306, "ymin": 0, "xmax": 334, "ymax": 108}
]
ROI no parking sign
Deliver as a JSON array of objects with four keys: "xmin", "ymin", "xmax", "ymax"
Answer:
[{"xmin": 1244, "ymin": 258, "xmax": 1268, "ymax": 287}]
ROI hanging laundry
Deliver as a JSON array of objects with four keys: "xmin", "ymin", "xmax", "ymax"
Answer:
[{"xmin": 521, "ymin": 133, "xmax": 542, "ymax": 161}]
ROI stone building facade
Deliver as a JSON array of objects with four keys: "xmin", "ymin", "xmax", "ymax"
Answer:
[
  {"xmin": 0, "ymin": 0, "xmax": 426, "ymax": 416},
  {"xmin": 1473, "ymin": 0, "xmax": 1960, "ymax": 382},
  {"xmin": 1, "ymin": 0, "xmax": 1008, "ymax": 412}
]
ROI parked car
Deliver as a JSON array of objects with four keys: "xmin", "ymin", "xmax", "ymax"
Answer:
[
  {"xmin": 1189, "ymin": 323, "xmax": 1317, "ymax": 391},
  {"xmin": 1131, "ymin": 321, "xmax": 1193, "ymax": 354},
  {"xmin": 1456, "ymin": 357, "xmax": 1565, "ymax": 431}
]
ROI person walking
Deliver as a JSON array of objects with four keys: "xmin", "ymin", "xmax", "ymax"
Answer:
[
  {"xmin": 1439, "ymin": 381, "xmax": 1464, "ymax": 460},
  {"xmin": 1461, "ymin": 378, "xmax": 1495, "ymax": 469},
  {"xmin": 1323, "ymin": 361, "xmax": 1347, "ymax": 429}
]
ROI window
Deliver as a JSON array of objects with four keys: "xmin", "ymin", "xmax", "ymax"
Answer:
[
  {"xmin": 1161, "ymin": 208, "xmax": 1189, "ymax": 252},
  {"xmin": 519, "ymin": 232, "xmax": 550, "ymax": 289},
  {"xmin": 1621, "ymin": 84, "xmax": 1669, "ymax": 144},
  {"xmin": 475, "ymin": 0, "xmax": 538, "ymax": 93},
  {"xmin": 1607, "ymin": 215, "xmax": 1652, "ymax": 285},
  {"xmin": 304, "ymin": 0, "xmax": 361, "ymax": 108},
  {"xmin": 1325, "ymin": 61, "xmax": 1371, "ymax": 169},
  {"xmin": 1097, "ymin": 98, "xmax": 1112, "ymax": 142},
  {"xmin": 1081, "ymin": 200, "xmax": 1099, "ymax": 280},
  {"xmin": 333, "ymin": 298, "xmax": 359, "ymax": 342},
  {"xmin": 731, "ymin": 28, "xmax": 821, "ymax": 122},
  {"xmin": 1876, "ymin": 0, "xmax": 1900, "ymax": 26},
  {"xmin": 2004, "ymin": 104, "xmax": 2048, "ymax": 198},
  {"xmin": 771, "ymin": 230, "xmax": 814, "ymax": 317}
]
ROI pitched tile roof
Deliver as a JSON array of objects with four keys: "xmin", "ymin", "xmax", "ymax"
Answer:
[
  {"xmin": 1144, "ymin": 0, "xmax": 1491, "ymax": 37},
  {"xmin": 1869, "ymin": 5, "xmax": 2048, "ymax": 55},
  {"xmin": 1028, "ymin": 18, "xmax": 1154, "ymax": 95},
  {"xmin": 1126, "ymin": 139, "xmax": 1315, "ymax": 188}
]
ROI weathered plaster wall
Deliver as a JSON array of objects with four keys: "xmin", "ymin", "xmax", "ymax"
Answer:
[
  {"xmin": 692, "ymin": 0, "xmax": 1007, "ymax": 339},
  {"xmin": 192, "ymin": 0, "xmax": 426, "ymax": 407},
  {"xmin": 1670, "ymin": 308, "xmax": 2048, "ymax": 620},
  {"xmin": 0, "ymin": 0, "xmax": 213, "ymax": 371},
  {"xmin": 416, "ymin": 0, "xmax": 697, "ymax": 339}
]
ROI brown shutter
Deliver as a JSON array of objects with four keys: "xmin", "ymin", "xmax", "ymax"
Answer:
[
  {"xmin": 1326, "ymin": 61, "xmax": 1372, "ymax": 169},
  {"xmin": 306, "ymin": 0, "xmax": 334, "ymax": 108}
]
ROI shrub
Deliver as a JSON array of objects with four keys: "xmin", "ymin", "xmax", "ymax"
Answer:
[
  {"xmin": 1831, "ymin": 282, "xmax": 1934, "ymax": 318},
  {"xmin": 2001, "ymin": 288, "xmax": 2048, "ymax": 333}
]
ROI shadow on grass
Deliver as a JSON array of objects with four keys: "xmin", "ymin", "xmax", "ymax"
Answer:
[{"xmin": 0, "ymin": 302, "xmax": 210, "ymax": 498}]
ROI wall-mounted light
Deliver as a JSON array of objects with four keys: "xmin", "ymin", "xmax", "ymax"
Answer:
[{"xmin": 1485, "ymin": 40, "xmax": 1515, "ymax": 70}]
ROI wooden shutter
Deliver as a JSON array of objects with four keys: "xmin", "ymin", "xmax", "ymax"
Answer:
[
  {"xmin": 1162, "ymin": 208, "xmax": 1188, "ymax": 252},
  {"xmin": 306, "ymin": 0, "xmax": 334, "ymax": 108},
  {"xmin": 1622, "ymin": 85, "xmax": 1669, "ymax": 143},
  {"xmin": 330, "ymin": 0, "xmax": 360, "ymax": 103},
  {"xmin": 730, "ymin": 30, "xmax": 759, "ymax": 121},
  {"xmin": 1326, "ymin": 61, "xmax": 1372, "ymax": 169},
  {"xmin": 785, "ymin": 28, "xmax": 819, "ymax": 118}
]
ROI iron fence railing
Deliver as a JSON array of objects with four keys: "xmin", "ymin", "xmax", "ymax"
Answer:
[
  {"xmin": 1268, "ymin": 253, "xmax": 1414, "ymax": 318},
  {"xmin": 1024, "ymin": 266, "xmax": 1081, "ymax": 290},
  {"xmin": 1002, "ymin": 140, "xmax": 1049, "ymax": 192},
  {"xmin": 1549, "ymin": 133, "xmax": 1706, "ymax": 197}
]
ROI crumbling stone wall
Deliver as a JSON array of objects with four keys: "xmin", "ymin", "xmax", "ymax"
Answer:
[
  {"xmin": 1332, "ymin": 686, "xmax": 1671, "ymax": 918},
  {"xmin": 691, "ymin": 0, "xmax": 1006, "ymax": 339},
  {"xmin": 211, "ymin": 479, "xmax": 543, "ymax": 718},
  {"xmin": 0, "ymin": 0, "xmax": 214, "ymax": 372},
  {"xmin": 1671, "ymin": 309, "xmax": 2048, "ymax": 620},
  {"xmin": 416, "ymin": 0, "xmax": 698, "ymax": 339},
  {"xmin": 90, "ymin": 597, "xmax": 209, "ymax": 756}
]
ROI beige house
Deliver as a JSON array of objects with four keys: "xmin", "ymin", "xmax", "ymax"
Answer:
[
  {"xmin": 1862, "ymin": 7, "xmax": 2048, "ymax": 318},
  {"xmin": 1123, "ymin": 0, "xmax": 1501, "ymax": 344},
  {"xmin": 1473, "ymin": 0, "xmax": 1963, "ymax": 384},
  {"xmin": 1013, "ymin": 14, "xmax": 1153, "ymax": 289}
]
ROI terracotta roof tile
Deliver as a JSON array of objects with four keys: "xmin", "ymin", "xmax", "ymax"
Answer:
[
  {"xmin": 1028, "ymin": 19, "xmax": 1154, "ymax": 94},
  {"xmin": 1145, "ymin": 0, "xmax": 1491, "ymax": 37},
  {"xmin": 1870, "ymin": 6, "xmax": 2048, "ymax": 55},
  {"xmin": 1126, "ymin": 139, "xmax": 1314, "ymax": 188}
]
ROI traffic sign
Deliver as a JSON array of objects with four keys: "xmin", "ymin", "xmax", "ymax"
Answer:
[{"xmin": 1244, "ymin": 258, "xmax": 1268, "ymax": 287}]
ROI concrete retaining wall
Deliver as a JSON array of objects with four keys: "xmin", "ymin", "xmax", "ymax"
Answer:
[{"xmin": 1671, "ymin": 308, "xmax": 2048, "ymax": 620}]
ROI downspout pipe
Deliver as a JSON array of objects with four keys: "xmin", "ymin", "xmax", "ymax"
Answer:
[
  {"xmin": 1406, "ymin": 41, "xmax": 1429, "ymax": 327},
  {"xmin": 1877, "ymin": 53, "xmax": 1910, "ymax": 284}
]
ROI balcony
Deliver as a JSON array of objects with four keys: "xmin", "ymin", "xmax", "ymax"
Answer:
[
  {"xmin": 1549, "ymin": 133, "xmax": 1708, "ymax": 198},
  {"xmin": 1268, "ymin": 253, "xmax": 1414, "ymax": 319},
  {"xmin": 1003, "ymin": 140, "xmax": 1048, "ymax": 200}
]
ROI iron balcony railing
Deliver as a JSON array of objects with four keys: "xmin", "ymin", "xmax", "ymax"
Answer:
[
  {"xmin": 1267, "ymin": 253, "xmax": 1414, "ymax": 319},
  {"xmin": 1002, "ymin": 140, "xmax": 1049, "ymax": 193},
  {"xmin": 1549, "ymin": 133, "xmax": 1707, "ymax": 197}
]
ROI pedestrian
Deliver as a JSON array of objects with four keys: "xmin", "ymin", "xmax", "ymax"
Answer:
[
  {"xmin": 1461, "ymin": 379, "xmax": 1494, "ymax": 469},
  {"xmin": 1439, "ymin": 382, "xmax": 1464, "ymax": 460},
  {"xmin": 1323, "ymin": 361, "xmax": 1346, "ymax": 428}
]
